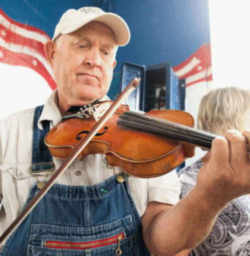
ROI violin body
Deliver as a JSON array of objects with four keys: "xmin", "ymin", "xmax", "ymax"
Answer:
[{"xmin": 44, "ymin": 105, "xmax": 195, "ymax": 178}]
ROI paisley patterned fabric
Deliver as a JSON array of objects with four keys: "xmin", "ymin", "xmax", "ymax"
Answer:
[{"xmin": 179, "ymin": 159, "xmax": 250, "ymax": 256}]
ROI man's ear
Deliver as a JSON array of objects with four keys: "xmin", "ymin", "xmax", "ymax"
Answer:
[{"xmin": 44, "ymin": 40, "xmax": 55, "ymax": 65}]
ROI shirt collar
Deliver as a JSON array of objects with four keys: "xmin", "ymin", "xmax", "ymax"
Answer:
[
  {"xmin": 38, "ymin": 90, "xmax": 62, "ymax": 130},
  {"xmin": 38, "ymin": 90, "xmax": 111, "ymax": 129}
]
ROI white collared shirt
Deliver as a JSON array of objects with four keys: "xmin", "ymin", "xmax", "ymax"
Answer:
[{"xmin": 0, "ymin": 91, "xmax": 181, "ymax": 234}]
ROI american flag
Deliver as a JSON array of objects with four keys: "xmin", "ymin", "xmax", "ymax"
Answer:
[
  {"xmin": 0, "ymin": 8, "xmax": 56, "ymax": 89},
  {"xmin": 173, "ymin": 43, "xmax": 212, "ymax": 87}
]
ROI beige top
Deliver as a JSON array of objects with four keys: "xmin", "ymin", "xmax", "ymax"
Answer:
[{"xmin": 0, "ymin": 91, "xmax": 181, "ymax": 233}]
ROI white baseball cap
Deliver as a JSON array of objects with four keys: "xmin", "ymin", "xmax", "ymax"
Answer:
[{"xmin": 53, "ymin": 7, "xmax": 131, "ymax": 46}]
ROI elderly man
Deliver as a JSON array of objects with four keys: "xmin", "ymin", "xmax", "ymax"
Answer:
[{"xmin": 1, "ymin": 6, "xmax": 250, "ymax": 256}]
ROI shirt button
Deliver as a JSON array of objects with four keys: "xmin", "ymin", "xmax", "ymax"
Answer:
[
  {"xmin": 75, "ymin": 170, "xmax": 82, "ymax": 176},
  {"xmin": 37, "ymin": 181, "xmax": 46, "ymax": 190}
]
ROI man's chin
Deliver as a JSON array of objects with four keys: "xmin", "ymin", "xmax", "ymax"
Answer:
[
  {"xmin": 76, "ymin": 94, "xmax": 101, "ymax": 105},
  {"xmin": 75, "ymin": 85, "xmax": 106, "ymax": 103}
]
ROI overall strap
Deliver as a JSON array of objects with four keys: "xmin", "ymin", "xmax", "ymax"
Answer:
[{"xmin": 31, "ymin": 105, "xmax": 55, "ymax": 174}]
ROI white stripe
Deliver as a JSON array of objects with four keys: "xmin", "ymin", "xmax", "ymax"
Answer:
[
  {"xmin": 0, "ymin": 13, "xmax": 50, "ymax": 44},
  {"xmin": 175, "ymin": 57, "xmax": 200, "ymax": 77},
  {"xmin": 186, "ymin": 66, "xmax": 212, "ymax": 85},
  {"xmin": 0, "ymin": 37, "xmax": 54, "ymax": 76}
]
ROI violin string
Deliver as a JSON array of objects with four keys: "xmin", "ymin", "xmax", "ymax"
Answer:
[
  {"xmin": 127, "ymin": 112, "xmax": 215, "ymax": 146},
  {"xmin": 118, "ymin": 117, "xmax": 213, "ymax": 148},
  {"xmin": 121, "ymin": 111, "xmax": 216, "ymax": 143},
  {"xmin": 118, "ymin": 118, "xmax": 212, "ymax": 148},
  {"xmin": 118, "ymin": 112, "xmax": 215, "ymax": 148},
  {"xmin": 121, "ymin": 111, "xmax": 215, "ymax": 146}
]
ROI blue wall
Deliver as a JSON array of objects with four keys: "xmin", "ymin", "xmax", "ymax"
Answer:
[{"xmin": 111, "ymin": 0, "xmax": 210, "ymax": 67}]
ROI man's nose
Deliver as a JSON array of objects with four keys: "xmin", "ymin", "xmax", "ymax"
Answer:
[{"xmin": 84, "ymin": 48, "xmax": 102, "ymax": 66}]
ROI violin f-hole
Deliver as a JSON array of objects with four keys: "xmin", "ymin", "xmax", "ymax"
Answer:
[{"xmin": 76, "ymin": 126, "xmax": 108, "ymax": 140}]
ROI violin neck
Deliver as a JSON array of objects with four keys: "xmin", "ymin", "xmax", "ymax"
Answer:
[{"xmin": 118, "ymin": 111, "xmax": 216, "ymax": 149}]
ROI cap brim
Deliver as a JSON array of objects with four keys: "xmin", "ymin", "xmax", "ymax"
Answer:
[{"xmin": 55, "ymin": 12, "xmax": 130, "ymax": 46}]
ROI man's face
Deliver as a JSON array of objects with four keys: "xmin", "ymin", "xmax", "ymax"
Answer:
[{"xmin": 48, "ymin": 21, "xmax": 117, "ymax": 112}]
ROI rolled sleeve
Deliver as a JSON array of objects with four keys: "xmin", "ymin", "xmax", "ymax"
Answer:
[
  {"xmin": 147, "ymin": 170, "xmax": 181, "ymax": 205},
  {"xmin": 128, "ymin": 169, "xmax": 181, "ymax": 217}
]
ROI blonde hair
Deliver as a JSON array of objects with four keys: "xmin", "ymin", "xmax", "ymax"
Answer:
[{"xmin": 197, "ymin": 87, "xmax": 250, "ymax": 134}]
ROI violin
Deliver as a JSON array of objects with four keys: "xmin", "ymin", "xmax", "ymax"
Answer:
[{"xmin": 45, "ymin": 103, "xmax": 200, "ymax": 178}]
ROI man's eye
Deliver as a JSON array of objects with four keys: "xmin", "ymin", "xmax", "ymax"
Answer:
[
  {"xmin": 79, "ymin": 44, "xmax": 88, "ymax": 48},
  {"xmin": 102, "ymin": 49, "xmax": 110, "ymax": 55},
  {"xmin": 75, "ymin": 41, "xmax": 89, "ymax": 48}
]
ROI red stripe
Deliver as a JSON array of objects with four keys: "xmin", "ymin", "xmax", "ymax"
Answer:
[
  {"xmin": 0, "ymin": 24, "xmax": 46, "ymax": 57},
  {"xmin": 0, "ymin": 8, "xmax": 50, "ymax": 38},
  {"xmin": 173, "ymin": 43, "xmax": 213, "ymax": 86},
  {"xmin": 46, "ymin": 239, "xmax": 116, "ymax": 250},
  {"xmin": 178, "ymin": 66, "xmax": 205, "ymax": 80},
  {"xmin": 45, "ymin": 232, "xmax": 125, "ymax": 250},
  {"xmin": 173, "ymin": 44, "xmax": 211, "ymax": 73},
  {"xmin": 0, "ymin": 46, "xmax": 56, "ymax": 89},
  {"xmin": 0, "ymin": 9, "xmax": 56, "ymax": 89},
  {"xmin": 186, "ymin": 74, "xmax": 213, "ymax": 87}
]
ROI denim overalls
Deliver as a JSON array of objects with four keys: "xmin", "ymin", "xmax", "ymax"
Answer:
[{"xmin": 1, "ymin": 106, "xmax": 150, "ymax": 256}]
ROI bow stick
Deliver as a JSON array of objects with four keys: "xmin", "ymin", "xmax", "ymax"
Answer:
[{"xmin": 0, "ymin": 77, "xmax": 140, "ymax": 245}]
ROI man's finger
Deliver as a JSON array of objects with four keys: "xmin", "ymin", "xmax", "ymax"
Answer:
[
  {"xmin": 225, "ymin": 130, "xmax": 248, "ymax": 167},
  {"xmin": 209, "ymin": 136, "xmax": 230, "ymax": 169}
]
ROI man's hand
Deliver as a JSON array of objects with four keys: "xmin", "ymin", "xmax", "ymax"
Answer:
[
  {"xmin": 141, "ymin": 129, "xmax": 250, "ymax": 256},
  {"xmin": 197, "ymin": 129, "xmax": 250, "ymax": 207}
]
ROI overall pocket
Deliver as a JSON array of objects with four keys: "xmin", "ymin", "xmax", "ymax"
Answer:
[{"xmin": 27, "ymin": 215, "xmax": 138, "ymax": 256}]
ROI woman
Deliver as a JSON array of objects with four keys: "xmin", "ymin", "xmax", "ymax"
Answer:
[{"xmin": 179, "ymin": 86, "xmax": 250, "ymax": 256}]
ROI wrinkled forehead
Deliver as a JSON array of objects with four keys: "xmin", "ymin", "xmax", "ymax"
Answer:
[{"xmin": 59, "ymin": 21, "xmax": 117, "ymax": 45}]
